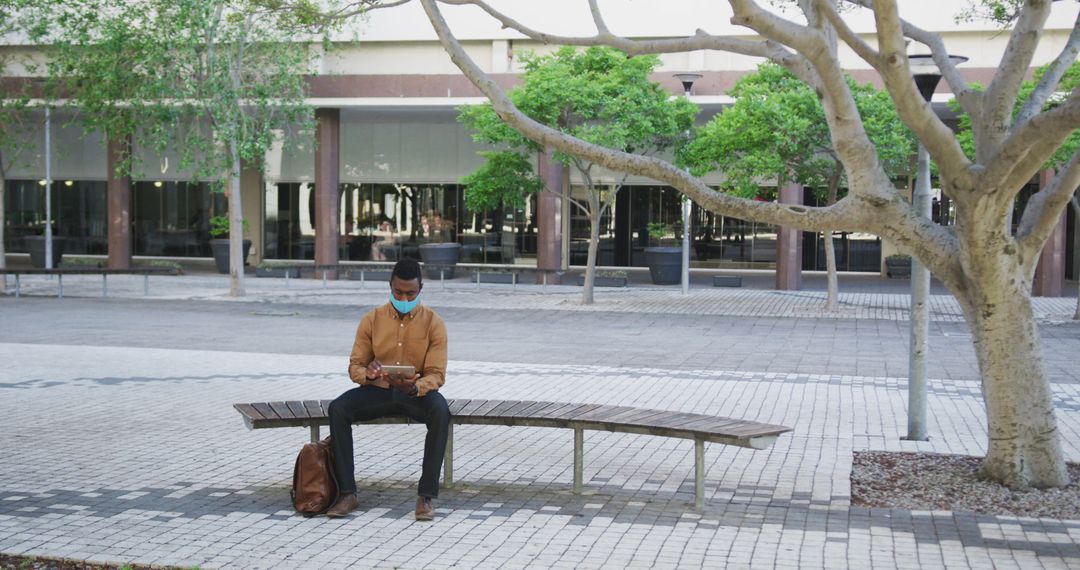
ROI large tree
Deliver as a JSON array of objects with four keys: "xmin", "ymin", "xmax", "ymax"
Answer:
[
  {"xmin": 459, "ymin": 46, "xmax": 696, "ymax": 304},
  {"xmin": 37, "ymin": 0, "xmax": 314, "ymax": 296},
  {"xmin": 681, "ymin": 62, "xmax": 914, "ymax": 310},
  {"xmin": 398, "ymin": 0, "xmax": 1080, "ymax": 490},
  {"xmin": 0, "ymin": 1, "xmax": 41, "ymax": 292}
]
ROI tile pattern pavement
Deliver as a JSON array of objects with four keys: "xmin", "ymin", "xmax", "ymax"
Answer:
[{"xmin": 2, "ymin": 341, "xmax": 1080, "ymax": 569}]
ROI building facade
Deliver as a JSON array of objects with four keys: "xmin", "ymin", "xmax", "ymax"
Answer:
[{"xmin": 2, "ymin": 0, "xmax": 1078, "ymax": 287}]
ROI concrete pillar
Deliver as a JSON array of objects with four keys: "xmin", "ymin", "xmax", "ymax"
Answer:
[
  {"xmin": 775, "ymin": 182, "xmax": 803, "ymax": 291},
  {"xmin": 537, "ymin": 148, "xmax": 564, "ymax": 283},
  {"xmin": 240, "ymin": 160, "xmax": 263, "ymax": 265},
  {"xmin": 1034, "ymin": 169, "xmax": 1066, "ymax": 297},
  {"xmin": 106, "ymin": 134, "xmax": 132, "ymax": 269},
  {"xmin": 314, "ymin": 108, "xmax": 340, "ymax": 279}
]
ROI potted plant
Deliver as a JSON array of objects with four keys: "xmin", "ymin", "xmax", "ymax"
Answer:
[
  {"xmin": 255, "ymin": 260, "xmax": 300, "ymax": 278},
  {"xmin": 418, "ymin": 241, "xmax": 461, "ymax": 279},
  {"xmin": 25, "ymin": 233, "xmax": 67, "ymax": 268},
  {"xmin": 644, "ymin": 222, "xmax": 681, "ymax": 285},
  {"xmin": 885, "ymin": 254, "xmax": 912, "ymax": 278},
  {"xmin": 209, "ymin": 215, "xmax": 252, "ymax": 274}
]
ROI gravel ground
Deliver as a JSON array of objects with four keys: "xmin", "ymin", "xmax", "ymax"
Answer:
[{"xmin": 852, "ymin": 451, "xmax": 1080, "ymax": 519}]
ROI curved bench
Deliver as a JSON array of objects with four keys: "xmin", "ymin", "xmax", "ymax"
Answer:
[{"xmin": 234, "ymin": 398, "xmax": 792, "ymax": 509}]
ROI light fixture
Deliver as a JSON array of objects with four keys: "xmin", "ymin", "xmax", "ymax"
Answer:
[
  {"xmin": 64, "ymin": 180, "xmax": 73, "ymax": 187},
  {"xmin": 674, "ymin": 72, "xmax": 703, "ymax": 97},
  {"xmin": 908, "ymin": 54, "xmax": 968, "ymax": 102},
  {"xmin": 153, "ymin": 181, "xmax": 163, "ymax": 188},
  {"xmin": 38, "ymin": 179, "xmax": 47, "ymax": 186}
]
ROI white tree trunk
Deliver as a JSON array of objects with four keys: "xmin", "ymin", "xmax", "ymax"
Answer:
[
  {"xmin": 962, "ymin": 286, "xmax": 1068, "ymax": 489},
  {"xmin": 228, "ymin": 142, "xmax": 245, "ymax": 297},
  {"xmin": 581, "ymin": 211, "xmax": 601, "ymax": 305},
  {"xmin": 823, "ymin": 231, "xmax": 838, "ymax": 311}
]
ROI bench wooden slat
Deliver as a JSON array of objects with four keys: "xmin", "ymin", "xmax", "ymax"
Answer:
[
  {"xmin": 560, "ymin": 404, "xmax": 605, "ymax": 421},
  {"xmin": 320, "ymin": 400, "xmax": 333, "ymax": 417},
  {"xmin": 455, "ymin": 399, "xmax": 489, "ymax": 416},
  {"xmin": 533, "ymin": 402, "xmax": 582, "ymax": 419},
  {"xmin": 486, "ymin": 400, "xmax": 527, "ymax": 417},
  {"xmin": 269, "ymin": 401, "xmax": 296, "ymax": 420},
  {"xmin": 510, "ymin": 401, "xmax": 555, "ymax": 418},
  {"xmin": 302, "ymin": 400, "xmax": 323, "ymax": 420},
  {"xmin": 251, "ymin": 402, "xmax": 277, "ymax": 421},
  {"xmin": 286, "ymin": 401, "xmax": 308, "ymax": 419},
  {"xmin": 234, "ymin": 403, "xmax": 265, "ymax": 421},
  {"xmin": 472, "ymin": 400, "xmax": 505, "ymax": 417},
  {"xmin": 574, "ymin": 405, "xmax": 637, "ymax": 422},
  {"xmin": 448, "ymin": 398, "xmax": 473, "ymax": 415}
]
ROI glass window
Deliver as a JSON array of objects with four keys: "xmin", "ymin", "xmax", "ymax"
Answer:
[
  {"xmin": 3, "ymin": 179, "xmax": 107, "ymax": 255},
  {"xmin": 131, "ymin": 181, "xmax": 220, "ymax": 257}
]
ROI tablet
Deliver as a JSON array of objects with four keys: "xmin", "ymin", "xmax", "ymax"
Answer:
[{"xmin": 380, "ymin": 364, "xmax": 416, "ymax": 378}]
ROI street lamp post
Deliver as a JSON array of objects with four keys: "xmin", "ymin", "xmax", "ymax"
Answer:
[
  {"xmin": 674, "ymin": 73, "xmax": 701, "ymax": 296},
  {"xmin": 44, "ymin": 106, "xmax": 53, "ymax": 269},
  {"xmin": 904, "ymin": 54, "xmax": 966, "ymax": 441}
]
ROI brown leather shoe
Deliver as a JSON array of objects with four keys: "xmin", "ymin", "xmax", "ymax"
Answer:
[
  {"xmin": 415, "ymin": 496, "xmax": 435, "ymax": 521},
  {"xmin": 326, "ymin": 493, "xmax": 359, "ymax": 518}
]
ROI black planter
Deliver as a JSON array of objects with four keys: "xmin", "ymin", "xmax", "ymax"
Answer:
[
  {"xmin": 644, "ymin": 246, "xmax": 682, "ymax": 285},
  {"xmin": 210, "ymin": 238, "xmax": 252, "ymax": 274},
  {"xmin": 418, "ymin": 242, "xmax": 461, "ymax": 279},
  {"xmin": 886, "ymin": 257, "xmax": 912, "ymax": 278},
  {"xmin": 25, "ymin": 236, "xmax": 66, "ymax": 268}
]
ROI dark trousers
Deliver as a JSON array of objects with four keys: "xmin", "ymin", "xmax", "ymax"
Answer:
[{"xmin": 328, "ymin": 385, "xmax": 450, "ymax": 498}]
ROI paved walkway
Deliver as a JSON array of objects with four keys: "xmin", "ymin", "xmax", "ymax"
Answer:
[{"xmin": 1, "ymin": 273, "xmax": 1079, "ymax": 569}]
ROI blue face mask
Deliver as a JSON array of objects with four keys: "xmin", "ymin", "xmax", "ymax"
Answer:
[{"xmin": 390, "ymin": 292, "xmax": 420, "ymax": 314}]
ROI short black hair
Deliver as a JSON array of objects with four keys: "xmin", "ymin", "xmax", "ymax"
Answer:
[{"xmin": 391, "ymin": 258, "xmax": 423, "ymax": 287}]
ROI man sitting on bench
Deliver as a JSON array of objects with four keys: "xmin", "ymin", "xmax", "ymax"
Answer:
[{"xmin": 325, "ymin": 258, "xmax": 450, "ymax": 521}]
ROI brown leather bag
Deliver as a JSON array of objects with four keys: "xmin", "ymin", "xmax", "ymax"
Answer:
[{"xmin": 291, "ymin": 436, "xmax": 338, "ymax": 516}]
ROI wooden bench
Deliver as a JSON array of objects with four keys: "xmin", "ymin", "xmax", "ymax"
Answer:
[
  {"xmin": 234, "ymin": 398, "xmax": 791, "ymax": 509},
  {"xmin": 0, "ymin": 267, "xmax": 181, "ymax": 298}
]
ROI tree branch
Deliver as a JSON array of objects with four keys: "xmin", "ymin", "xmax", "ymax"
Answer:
[
  {"xmin": 818, "ymin": 0, "xmax": 880, "ymax": 66},
  {"xmin": 586, "ymin": 0, "xmax": 610, "ymax": 36},
  {"xmin": 1017, "ymin": 146, "xmax": 1080, "ymax": 264},
  {"xmin": 1016, "ymin": 10, "xmax": 1080, "ymax": 125},
  {"xmin": 435, "ymin": 0, "xmax": 795, "ymax": 60},
  {"xmin": 984, "ymin": 89, "xmax": 1080, "ymax": 198},
  {"xmin": 984, "ymin": 1, "xmax": 1053, "ymax": 136},
  {"xmin": 866, "ymin": 0, "xmax": 976, "ymax": 189}
]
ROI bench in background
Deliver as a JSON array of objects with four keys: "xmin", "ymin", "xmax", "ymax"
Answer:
[
  {"xmin": 0, "ymin": 267, "xmax": 181, "ymax": 298},
  {"xmin": 234, "ymin": 398, "xmax": 791, "ymax": 509}
]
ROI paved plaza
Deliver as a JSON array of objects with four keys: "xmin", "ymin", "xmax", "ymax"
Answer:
[{"xmin": 1, "ymin": 272, "xmax": 1079, "ymax": 568}]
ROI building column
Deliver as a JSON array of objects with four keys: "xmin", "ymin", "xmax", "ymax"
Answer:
[
  {"xmin": 775, "ymin": 182, "xmax": 803, "ymax": 291},
  {"xmin": 537, "ymin": 148, "xmax": 564, "ymax": 283},
  {"xmin": 1033, "ymin": 169, "xmax": 1066, "ymax": 297},
  {"xmin": 240, "ymin": 159, "xmax": 263, "ymax": 266},
  {"xmin": 314, "ymin": 108, "xmax": 340, "ymax": 279},
  {"xmin": 106, "ymin": 134, "xmax": 132, "ymax": 269}
]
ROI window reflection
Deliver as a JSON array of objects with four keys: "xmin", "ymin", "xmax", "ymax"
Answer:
[
  {"xmin": 3, "ymin": 179, "xmax": 108, "ymax": 255},
  {"xmin": 265, "ymin": 181, "xmax": 538, "ymax": 264},
  {"xmin": 132, "ymin": 181, "xmax": 220, "ymax": 257}
]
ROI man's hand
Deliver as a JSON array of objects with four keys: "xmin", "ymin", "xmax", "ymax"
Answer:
[
  {"xmin": 387, "ymin": 373, "xmax": 421, "ymax": 397},
  {"xmin": 365, "ymin": 359, "xmax": 383, "ymax": 381}
]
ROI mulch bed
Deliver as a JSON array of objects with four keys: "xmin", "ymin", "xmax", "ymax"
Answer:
[{"xmin": 852, "ymin": 451, "xmax": 1080, "ymax": 519}]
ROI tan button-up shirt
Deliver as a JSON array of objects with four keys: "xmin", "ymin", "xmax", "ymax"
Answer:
[{"xmin": 348, "ymin": 302, "xmax": 447, "ymax": 397}]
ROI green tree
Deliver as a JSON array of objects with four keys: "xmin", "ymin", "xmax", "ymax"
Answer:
[
  {"xmin": 459, "ymin": 46, "xmax": 697, "ymax": 304},
  {"xmin": 37, "ymin": 0, "xmax": 314, "ymax": 296},
  {"xmin": 681, "ymin": 62, "xmax": 914, "ymax": 310},
  {"xmin": 0, "ymin": 1, "xmax": 40, "ymax": 292}
]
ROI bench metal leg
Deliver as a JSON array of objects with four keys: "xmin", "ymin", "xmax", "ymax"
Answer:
[
  {"xmin": 443, "ymin": 423, "xmax": 454, "ymax": 489},
  {"xmin": 573, "ymin": 427, "xmax": 583, "ymax": 494},
  {"xmin": 15, "ymin": 274, "xmax": 20, "ymax": 298},
  {"xmin": 476, "ymin": 271, "xmax": 481, "ymax": 290},
  {"xmin": 285, "ymin": 271, "xmax": 290, "ymax": 288},
  {"xmin": 58, "ymin": 274, "xmax": 63, "ymax": 298},
  {"xmin": 322, "ymin": 271, "xmax": 327, "ymax": 288},
  {"xmin": 695, "ymin": 437, "xmax": 705, "ymax": 510},
  {"xmin": 512, "ymin": 272, "xmax": 517, "ymax": 290},
  {"xmin": 102, "ymin": 274, "xmax": 108, "ymax": 298},
  {"xmin": 144, "ymin": 275, "xmax": 150, "ymax": 296},
  {"xmin": 440, "ymin": 269, "xmax": 445, "ymax": 291},
  {"xmin": 310, "ymin": 424, "xmax": 319, "ymax": 443},
  {"xmin": 360, "ymin": 270, "xmax": 365, "ymax": 289}
]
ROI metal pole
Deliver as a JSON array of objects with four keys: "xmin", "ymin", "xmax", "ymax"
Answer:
[
  {"xmin": 907, "ymin": 142, "xmax": 932, "ymax": 441},
  {"xmin": 44, "ymin": 107, "xmax": 53, "ymax": 269},
  {"xmin": 573, "ymin": 427, "xmax": 583, "ymax": 493},
  {"xmin": 695, "ymin": 437, "xmax": 705, "ymax": 510},
  {"xmin": 681, "ymin": 197, "xmax": 690, "ymax": 295}
]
